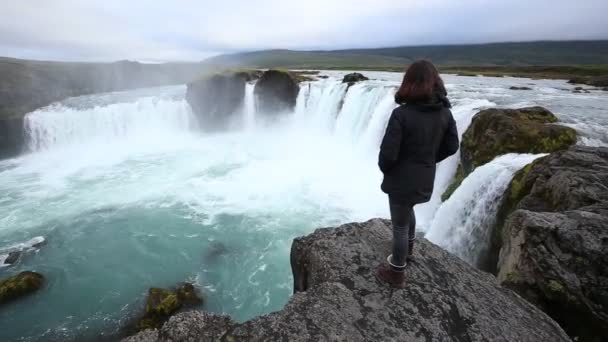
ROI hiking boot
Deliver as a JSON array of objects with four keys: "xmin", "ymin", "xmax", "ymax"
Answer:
[{"xmin": 375, "ymin": 263, "xmax": 406, "ymax": 289}]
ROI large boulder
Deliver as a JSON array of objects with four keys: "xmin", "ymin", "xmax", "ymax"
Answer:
[
  {"xmin": 133, "ymin": 283, "xmax": 203, "ymax": 333},
  {"xmin": 495, "ymin": 146, "xmax": 608, "ymax": 341},
  {"xmin": 342, "ymin": 72, "xmax": 369, "ymax": 86},
  {"xmin": 442, "ymin": 106, "xmax": 577, "ymax": 201},
  {"xmin": 186, "ymin": 71, "xmax": 258, "ymax": 130},
  {"xmin": 124, "ymin": 219, "xmax": 569, "ymax": 342},
  {"xmin": 254, "ymin": 70, "xmax": 300, "ymax": 115},
  {"xmin": 0, "ymin": 271, "xmax": 44, "ymax": 305}
]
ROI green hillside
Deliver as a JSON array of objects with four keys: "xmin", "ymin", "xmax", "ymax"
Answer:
[{"xmin": 203, "ymin": 41, "xmax": 608, "ymax": 68}]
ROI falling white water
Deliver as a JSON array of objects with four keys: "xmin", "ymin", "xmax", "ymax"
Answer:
[
  {"xmin": 243, "ymin": 82, "xmax": 257, "ymax": 130},
  {"xmin": 24, "ymin": 94, "xmax": 194, "ymax": 151},
  {"xmin": 294, "ymin": 79, "xmax": 348, "ymax": 132},
  {"xmin": 425, "ymin": 153, "xmax": 546, "ymax": 265},
  {"xmin": 334, "ymin": 83, "xmax": 396, "ymax": 143}
]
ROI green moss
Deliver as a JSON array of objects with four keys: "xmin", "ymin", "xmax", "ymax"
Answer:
[
  {"xmin": 505, "ymin": 272, "xmax": 519, "ymax": 282},
  {"xmin": 0, "ymin": 271, "xmax": 44, "ymax": 305},
  {"xmin": 134, "ymin": 283, "xmax": 203, "ymax": 332},
  {"xmin": 461, "ymin": 107, "xmax": 577, "ymax": 174},
  {"xmin": 222, "ymin": 335, "xmax": 237, "ymax": 342},
  {"xmin": 547, "ymin": 280, "xmax": 565, "ymax": 293}
]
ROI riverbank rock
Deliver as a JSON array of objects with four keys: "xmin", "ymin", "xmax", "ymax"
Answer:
[
  {"xmin": 0, "ymin": 271, "xmax": 44, "ymax": 305},
  {"xmin": 342, "ymin": 72, "xmax": 369, "ymax": 86},
  {"xmin": 442, "ymin": 106, "xmax": 577, "ymax": 201},
  {"xmin": 494, "ymin": 146, "xmax": 608, "ymax": 341},
  {"xmin": 124, "ymin": 219, "xmax": 569, "ymax": 342},
  {"xmin": 186, "ymin": 71, "xmax": 257, "ymax": 130},
  {"xmin": 569, "ymin": 75, "xmax": 608, "ymax": 87},
  {"xmin": 134, "ymin": 283, "xmax": 203, "ymax": 332},
  {"xmin": 254, "ymin": 70, "xmax": 300, "ymax": 115},
  {"xmin": 510, "ymin": 86, "xmax": 532, "ymax": 90}
]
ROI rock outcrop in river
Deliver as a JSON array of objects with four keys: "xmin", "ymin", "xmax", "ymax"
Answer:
[
  {"xmin": 442, "ymin": 106, "xmax": 577, "ymax": 201},
  {"xmin": 342, "ymin": 72, "xmax": 369, "ymax": 86},
  {"xmin": 254, "ymin": 70, "xmax": 300, "ymax": 115},
  {"xmin": 494, "ymin": 146, "xmax": 608, "ymax": 341},
  {"xmin": 124, "ymin": 219, "xmax": 569, "ymax": 342},
  {"xmin": 185, "ymin": 70, "xmax": 258, "ymax": 130},
  {"xmin": 0, "ymin": 271, "xmax": 44, "ymax": 306}
]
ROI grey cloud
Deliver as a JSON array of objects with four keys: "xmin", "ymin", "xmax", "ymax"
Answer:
[{"xmin": 0, "ymin": 0, "xmax": 607, "ymax": 62}]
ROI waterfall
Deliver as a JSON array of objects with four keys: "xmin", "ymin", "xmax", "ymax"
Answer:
[
  {"xmin": 425, "ymin": 153, "xmax": 546, "ymax": 265},
  {"xmin": 24, "ymin": 94, "xmax": 194, "ymax": 151},
  {"xmin": 243, "ymin": 82, "xmax": 257, "ymax": 131},
  {"xmin": 294, "ymin": 79, "xmax": 348, "ymax": 132},
  {"xmin": 334, "ymin": 84, "xmax": 395, "ymax": 143}
]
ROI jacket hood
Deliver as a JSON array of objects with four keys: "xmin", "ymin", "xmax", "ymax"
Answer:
[{"xmin": 406, "ymin": 91, "xmax": 452, "ymax": 111}]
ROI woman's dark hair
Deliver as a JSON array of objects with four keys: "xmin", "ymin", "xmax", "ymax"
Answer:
[{"xmin": 395, "ymin": 60, "xmax": 447, "ymax": 105}]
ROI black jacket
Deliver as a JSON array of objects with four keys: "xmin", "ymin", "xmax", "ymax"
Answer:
[{"xmin": 379, "ymin": 95, "xmax": 459, "ymax": 204}]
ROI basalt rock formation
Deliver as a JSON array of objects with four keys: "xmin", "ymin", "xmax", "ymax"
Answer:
[
  {"xmin": 342, "ymin": 72, "xmax": 369, "ymax": 86},
  {"xmin": 254, "ymin": 70, "xmax": 300, "ymax": 115},
  {"xmin": 185, "ymin": 71, "xmax": 257, "ymax": 130},
  {"xmin": 132, "ymin": 283, "xmax": 203, "ymax": 333},
  {"xmin": 442, "ymin": 106, "xmax": 577, "ymax": 201},
  {"xmin": 494, "ymin": 146, "xmax": 608, "ymax": 341},
  {"xmin": 123, "ymin": 219, "xmax": 569, "ymax": 342}
]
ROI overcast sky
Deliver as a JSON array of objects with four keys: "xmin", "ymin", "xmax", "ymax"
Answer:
[{"xmin": 1, "ymin": 0, "xmax": 607, "ymax": 62}]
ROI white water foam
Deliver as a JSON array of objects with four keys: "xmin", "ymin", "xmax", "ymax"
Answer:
[
  {"xmin": 0, "ymin": 236, "xmax": 45, "ymax": 267},
  {"xmin": 425, "ymin": 153, "xmax": 546, "ymax": 265},
  {"xmin": 24, "ymin": 96, "xmax": 194, "ymax": 151}
]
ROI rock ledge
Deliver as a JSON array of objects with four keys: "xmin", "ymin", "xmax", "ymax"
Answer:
[{"xmin": 124, "ymin": 219, "xmax": 569, "ymax": 342}]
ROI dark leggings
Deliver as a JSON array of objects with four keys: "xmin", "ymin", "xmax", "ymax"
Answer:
[{"xmin": 389, "ymin": 196, "xmax": 416, "ymax": 269}]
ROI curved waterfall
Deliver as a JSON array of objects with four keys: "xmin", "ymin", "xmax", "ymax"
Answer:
[
  {"xmin": 24, "ymin": 93, "xmax": 194, "ymax": 151},
  {"xmin": 425, "ymin": 153, "xmax": 546, "ymax": 265}
]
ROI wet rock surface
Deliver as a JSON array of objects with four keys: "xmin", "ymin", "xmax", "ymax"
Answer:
[
  {"xmin": 254, "ymin": 70, "xmax": 300, "ymax": 115},
  {"xmin": 132, "ymin": 283, "xmax": 203, "ymax": 333},
  {"xmin": 186, "ymin": 71, "xmax": 254, "ymax": 130},
  {"xmin": 0, "ymin": 271, "xmax": 44, "ymax": 306},
  {"xmin": 495, "ymin": 146, "xmax": 608, "ymax": 341},
  {"xmin": 342, "ymin": 72, "xmax": 369, "ymax": 86},
  {"xmin": 124, "ymin": 219, "xmax": 569, "ymax": 342},
  {"xmin": 442, "ymin": 106, "xmax": 577, "ymax": 201}
]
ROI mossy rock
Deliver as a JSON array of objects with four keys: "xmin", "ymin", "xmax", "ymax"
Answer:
[
  {"xmin": 134, "ymin": 283, "xmax": 203, "ymax": 332},
  {"xmin": 442, "ymin": 107, "xmax": 576, "ymax": 202},
  {"xmin": 254, "ymin": 70, "xmax": 300, "ymax": 115},
  {"xmin": 0, "ymin": 271, "xmax": 44, "ymax": 305},
  {"xmin": 460, "ymin": 106, "xmax": 576, "ymax": 175}
]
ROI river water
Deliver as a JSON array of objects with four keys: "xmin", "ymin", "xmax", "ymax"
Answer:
[{"xmin": 1, "ymin": 71, "xmax": 606, "ymax": 341}]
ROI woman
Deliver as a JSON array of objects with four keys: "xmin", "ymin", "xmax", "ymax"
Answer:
[{"xmin": 376, "ymin": 60, "xmax": 459, "ymax": 288}]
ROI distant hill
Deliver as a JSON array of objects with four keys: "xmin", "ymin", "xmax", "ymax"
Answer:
[
  {"xmin": 202, "ymin": 49, "xmax": 410, "ymax": 69},
  {"xmin": 203, "ymin": 41, "xmax": 608, "ymax": 68}
]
